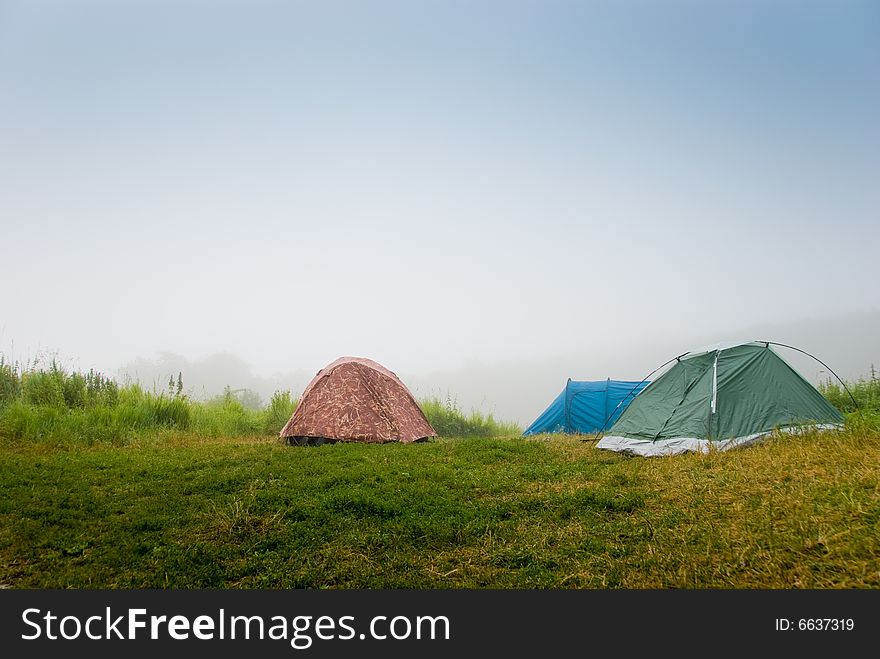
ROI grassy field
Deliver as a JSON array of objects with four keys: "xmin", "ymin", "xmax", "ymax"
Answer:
[
  {"xmin": 1, "ymin": 359, "xmax": 878, "ymax": 588},
  {"xmin": 1, "ymin": 422, "xmax": 878, "ymax": 589}
]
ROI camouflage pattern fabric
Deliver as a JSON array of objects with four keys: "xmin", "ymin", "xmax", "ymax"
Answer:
[{"xmin": 280, "ymin": 356, "xmax": 436, "ymax": 444}]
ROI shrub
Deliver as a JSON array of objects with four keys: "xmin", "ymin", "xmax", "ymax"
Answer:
[
  {"xmin": 262, "ymin": 390, "xmax": 297, "ymax": 435},
  {"xmin": 191, "ymin": 394, "xmax": 261, "ymax": 437},
  {"xmin": 21, "ymin": 370, "xmax": 65, "ymax": 408},
  {"xmin": 0, "ymin": 359, "xmax": 20, "ymax": 407},
  {"xmin": 84, "ymin": 369, "xmax": 119, "ymax": 407},
  {"xmin": 820, "ymin": 368, "xmax": 880, "ymax": 413},
  {"xmin": 62, "ymin": 372, "xmax": 87, "ymax": 409},
  {"xmin": 421, "ymin": 395, "xmax": 521, "ymax": 438}
]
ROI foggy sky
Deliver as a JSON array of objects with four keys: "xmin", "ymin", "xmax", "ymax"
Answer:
[{"xmin": 2, "ymin": 1, "xmax": 878, "ymax": 424}]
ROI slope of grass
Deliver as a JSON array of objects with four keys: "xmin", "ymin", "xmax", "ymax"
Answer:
[{"xmin": 0, "ymin": 423, "xmax": 877, "ymax": 589}]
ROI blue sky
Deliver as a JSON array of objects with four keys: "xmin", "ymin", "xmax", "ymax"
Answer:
[{"xmin": 1, "ymin": 1, "xmax": 877, "ymax": 417}]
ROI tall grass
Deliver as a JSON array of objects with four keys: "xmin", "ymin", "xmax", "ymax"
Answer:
[
  {"xmin": 0, "ymin": 358, "xmax": 298, "ymax": 446},
  {"xmin": 0, "ymin": 359, "xmax": 521, "ymax": 446},
  {"xmin": 263, "ymin": 389, "xmax": 297, "ymax": 434},
  {"xmin": 11, "ymin": 357, "xmax": 873, "ymax": 447},
  {"xmin": 420, "ymin": 395, "xmax": 521, "ymax": 437},
  {"xmin": 818, "ymin": 368, "xmax": 880, "ymax": 434},
  {"xmin": 819, "ymin": 367, "xmax": 880, "ymax": 413},
  {"xmin": 0, "ymin": 358, "xmax": 20, "ymax": 406}
]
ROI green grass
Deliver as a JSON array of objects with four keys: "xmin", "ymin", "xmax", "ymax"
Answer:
[
  {"xmin": 0, "ymin": 357, "xmax": 290, "ymax": 446},
  {"xmin": 0, "ymin": 361, "xmax": 517, "ymax": 446},
  {"xmin": 820, "ymin": 370, "xmax": 880, "ymax": 413},
  {"xmin": 419, "ymin": 396, "xmax": 522, "ymax": 438},
  {"xmin": 1, "ymin": 358, "xmax": 876, "ymax": 588},
  {"xmin": 0, "ymin": 423, "xmax": 877, "ymax": 589}
]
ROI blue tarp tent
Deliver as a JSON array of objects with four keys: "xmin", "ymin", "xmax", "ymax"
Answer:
[{"xmin": 523, "ymin": 379, "xmax": 650, "ymax": 436}]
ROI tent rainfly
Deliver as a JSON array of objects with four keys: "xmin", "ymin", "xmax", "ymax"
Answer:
[
  {"xmin": 523, "ymin": 379, "xmax": 649, "ymax": 436},
  {"xmin": 280, "ymin": 356, "xmax": 436, "ymax": 445},
  {"xmin": 596, "ymin": 342, "xmax": 844, "ymax": 456}
]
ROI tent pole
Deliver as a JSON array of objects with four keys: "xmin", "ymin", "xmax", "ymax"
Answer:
[
  {"xmin": 592, "ymin": 351, "xmax": 690, "ymax": 438},
  {"xmin": 759, "ymin": 340, "xmax": 859, "ymax": 411}
]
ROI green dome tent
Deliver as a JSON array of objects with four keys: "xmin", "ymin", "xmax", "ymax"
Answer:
[{"xmin": 596, "ymin": 342, "xmax": 844, "ymax": 456}]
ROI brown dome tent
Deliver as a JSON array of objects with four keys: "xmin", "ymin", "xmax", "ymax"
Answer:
[{"xmin": 280, "ymin": 356, "xmax": 436, "ymax": 445}]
